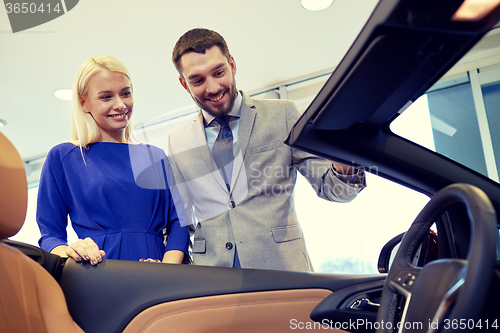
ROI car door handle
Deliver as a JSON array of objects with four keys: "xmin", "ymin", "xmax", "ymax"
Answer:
[{"xmin": 349, "ymin": 298, "xmax": 380, "ymax": 311}]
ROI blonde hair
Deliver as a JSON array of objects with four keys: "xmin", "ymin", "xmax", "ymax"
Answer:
[{"xmin": 71, "ymin": 55, "xmax": 136, "ymax": 147}]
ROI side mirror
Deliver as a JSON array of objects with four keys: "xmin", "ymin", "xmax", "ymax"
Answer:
[
  {"xmin": 378, "ymin": 230, "xmax": 439, "ymax": 273},
  {"xmin": 377, "ymin": 232, "xmax": 404, "ymax": 273}
]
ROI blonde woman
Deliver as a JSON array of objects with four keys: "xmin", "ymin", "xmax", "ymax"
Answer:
[{"xmin": 37, "ymin": 55, "xmax": 189, "ymax": 265}]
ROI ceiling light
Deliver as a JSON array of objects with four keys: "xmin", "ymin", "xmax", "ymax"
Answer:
[
  {"xmin": 0, "ymin": 119, "xmax": 7, "ymax": 127},
  {"xmin": 54, "ymin": 89, "xmax": 73, "ymax": 101},
  {"xmin": 301, "ymin": 0, "xmax": 333, "ymax": 11},
  {"xmin": 452, "ymin": 0, "xmax": 500, "ymax": 21}
]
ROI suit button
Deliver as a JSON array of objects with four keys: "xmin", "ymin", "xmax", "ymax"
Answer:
[
  {"xmin": 229, "ymin": 201, "xmax": 235, "ymax": 208},
  {"xmin": 225, "ymin": 242, "xmax": 233, "ymax": 250}
]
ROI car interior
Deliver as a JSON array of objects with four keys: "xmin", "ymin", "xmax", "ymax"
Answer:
[{"xmin": 2, "ymin": 0, "xmax": 500, "ymax": 332}]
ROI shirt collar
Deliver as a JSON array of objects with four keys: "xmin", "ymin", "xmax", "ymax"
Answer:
[{"xmin": 203, "ymin": 91, "xmax": 242, "ymax": 127}]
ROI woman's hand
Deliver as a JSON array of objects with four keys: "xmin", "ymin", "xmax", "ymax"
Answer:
[{"xmin": 51, "ymin": 237, "xmax": 105, "ymax": 265}]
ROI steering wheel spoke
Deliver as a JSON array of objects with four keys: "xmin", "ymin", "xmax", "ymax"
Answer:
[{"xmin": 429, "ymin": 277, "xmax": 464, "ymax": 333}]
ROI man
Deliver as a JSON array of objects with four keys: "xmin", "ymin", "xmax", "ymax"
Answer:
[{"xmin": 167, "ymin": 28, "xmax": 365, "ymax": 271}]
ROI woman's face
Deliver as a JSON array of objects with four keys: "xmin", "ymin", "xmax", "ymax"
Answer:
[{"xmin": 81, "ymin": 69, "xmax": 133, "ymax": 142}]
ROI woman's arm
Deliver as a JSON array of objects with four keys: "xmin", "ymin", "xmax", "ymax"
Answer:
[
  {"xmin": 162, "ymin": 250, "xmax": 185, "ymax": 264},
  {"xmin": 139, "ymin": 250, "xmax": 185, "ymax": 264}
]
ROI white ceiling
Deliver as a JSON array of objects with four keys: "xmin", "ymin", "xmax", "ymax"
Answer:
[
  {"xmin": 1, "ymin": 0, "xmax": 500, "ymax": 163},
  {"xmin": 0, "ymin": 0, "xmax": 379, "ymax": 161}
]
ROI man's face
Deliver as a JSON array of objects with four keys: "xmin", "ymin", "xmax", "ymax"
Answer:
[{"xmin": 179, "ymin": 46, "xmax": 238, "ymax": 118}]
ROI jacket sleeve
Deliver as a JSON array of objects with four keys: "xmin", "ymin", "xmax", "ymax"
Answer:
[
  {"xmin": 165, "ymin": 134, "xmax": 197, "ymax": 253},
  {"xmin": 285, "ymin": 102, "xmax": 366, "ymax": 203}
]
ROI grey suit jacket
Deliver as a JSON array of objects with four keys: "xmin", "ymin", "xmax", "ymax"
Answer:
[{"xmin": 166, "ymin": 92, "xmax": 363, "ymax": 271}]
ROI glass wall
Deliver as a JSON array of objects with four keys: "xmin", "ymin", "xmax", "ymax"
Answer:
[
  {"xmin": 482, "ymin": 69, "xmax": 500, "ymax": 179},
  {"xmin": 392, "ymin": 65, "xmax": 500, "ymax": 185},
  {"xmin": 428, "ymin": 80, "xmax": 487, "ymax": 175}
]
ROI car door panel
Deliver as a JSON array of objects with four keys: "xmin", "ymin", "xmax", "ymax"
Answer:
[
  {"xmin": 122, "ymin": 289, "xmax": 334, "ymax": 333},
  {"xmin": 59, "ymin": 259, "xmax": 385, "ymax": 333}
]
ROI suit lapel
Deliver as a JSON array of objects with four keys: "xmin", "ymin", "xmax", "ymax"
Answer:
[{"xmin": 231, "ymin": 92, "xmax": 256, "ymax": 193}]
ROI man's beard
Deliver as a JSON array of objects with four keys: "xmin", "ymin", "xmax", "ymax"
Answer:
[{"xmin": 194, "ymin": 81, "xmax": 238, "ymax": 118}]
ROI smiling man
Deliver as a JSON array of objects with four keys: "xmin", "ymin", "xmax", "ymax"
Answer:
[{"xmin": 167, "ymin": 28, "xmax": 366, "ymax": 271}]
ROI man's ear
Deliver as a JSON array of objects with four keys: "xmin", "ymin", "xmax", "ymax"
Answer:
[
  {"xmin": 229, "ymin": 56, "xmax": 236, "ymax": 76},
  {"xmin": 179, "ymin": 76, "xmax": 190, "ymax": 93}
]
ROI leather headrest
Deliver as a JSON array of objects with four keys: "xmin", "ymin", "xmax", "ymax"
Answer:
[{"xmin": 0, "ymin": 132, "xmax": 28, "ymax": 239}]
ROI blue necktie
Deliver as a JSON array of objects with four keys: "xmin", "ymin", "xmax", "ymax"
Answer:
[{"xmin": 212, "ymin": 115, "xmax": 234, "ymax": 190}]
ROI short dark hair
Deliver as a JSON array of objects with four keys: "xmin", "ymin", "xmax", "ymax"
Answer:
[{"xmin": 172, "ymin": 28, "xmax": 231, "ymax": 75}]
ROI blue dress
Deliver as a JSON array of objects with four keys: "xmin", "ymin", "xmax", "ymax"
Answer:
[{"xmin": 37, "ymin": 142, "xmax": 189, "ymax": 261}]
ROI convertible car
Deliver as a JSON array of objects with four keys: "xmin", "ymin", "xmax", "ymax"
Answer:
[{"xmin": 1, "ymin": 0, "xmax": 500, "ymax": 332}]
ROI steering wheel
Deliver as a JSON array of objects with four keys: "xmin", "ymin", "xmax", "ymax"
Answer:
[{"xmin": 376, "ymin": 183, "xmax": 498, "ymax": 333}]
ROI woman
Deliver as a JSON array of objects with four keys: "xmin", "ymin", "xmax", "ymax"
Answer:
[{"xmin": 37, "ymin": 55, "xmax": 189, "ymax": 265}]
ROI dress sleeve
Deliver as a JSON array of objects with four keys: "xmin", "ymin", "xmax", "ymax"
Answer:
[
  {"xmin": 285, "ymin": 101, "xmax": 366, "ymax": 203},
  {"xmin": 36, "ymin": 147, "xmax": 71, "ymax": 252},
  {"xmin": 162, "ymin": 157, "xmax": 190, "ymax": 255}
]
